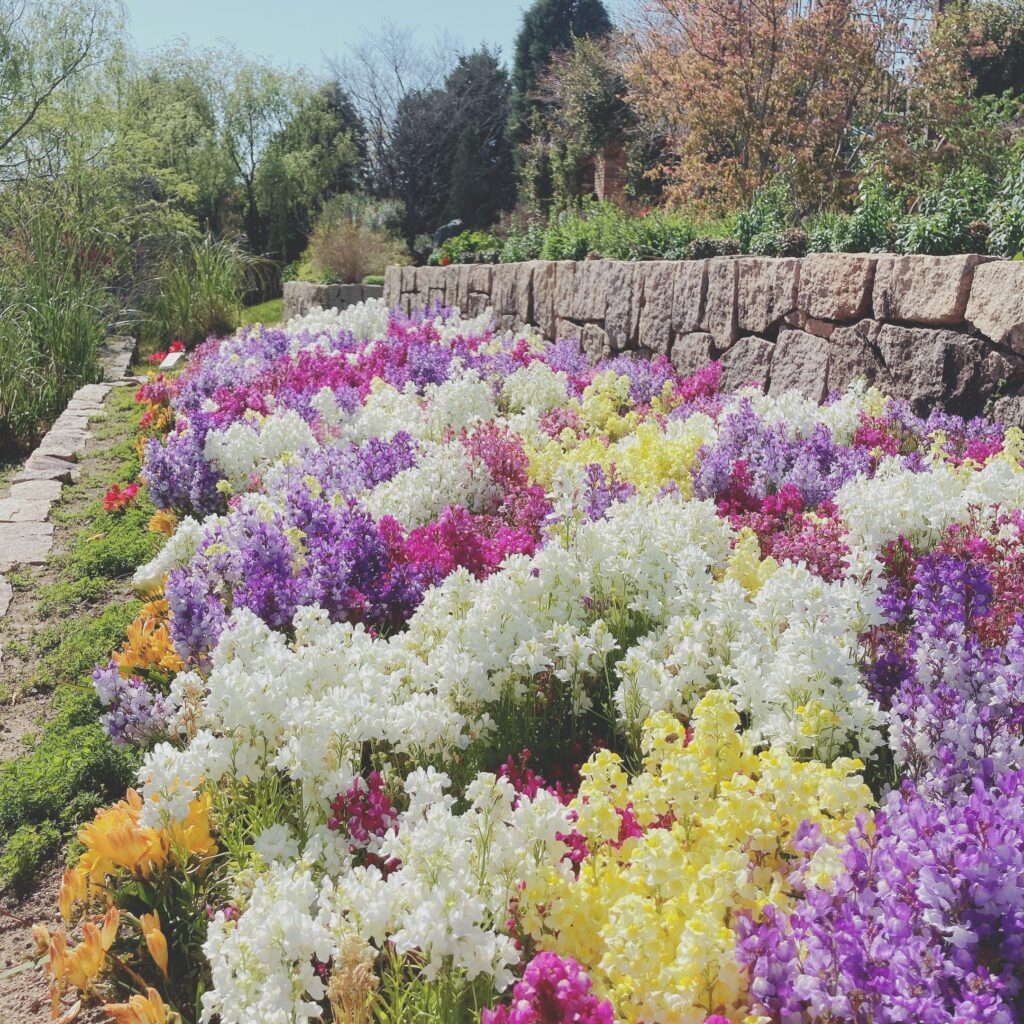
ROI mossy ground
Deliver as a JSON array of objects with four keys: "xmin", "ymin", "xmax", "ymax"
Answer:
[{"xmin": 0, "ymin": 384, "xmax": 158, "ymax": 894}]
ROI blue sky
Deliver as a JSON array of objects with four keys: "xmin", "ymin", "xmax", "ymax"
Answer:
[{"xmin": 123, "ymin": 1, "xmax": 534, "ymax": 70}]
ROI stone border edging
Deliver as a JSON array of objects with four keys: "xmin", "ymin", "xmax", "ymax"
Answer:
[{"xmin": 0, "ymin": 334, "xmax": 138, "ymax": 606}]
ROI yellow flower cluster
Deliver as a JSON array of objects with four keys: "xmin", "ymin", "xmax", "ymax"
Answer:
[
  {"xmin": 527, "ymin": 393, "xmax": 708, "ymax": 499},
  {"xmin": 59, "ymin": 790, "xmax": 216, "ymax": 921},
  {"xmin": 519, "ymin": 690, "xmax": 872, "ymax": 1024},
  {"xmin": 105, "ymin": 987, "xmax": 180, "ymax": 1024},
  {"xmin": 114, "ymin": 599, "xmax": 185, "ymax": 678}
]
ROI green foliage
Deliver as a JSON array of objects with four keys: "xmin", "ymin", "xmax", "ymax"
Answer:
[
  {"xmin": 301, "ymin": 192, "xmax": 410, "ymax": 283},
  {"xmin": 509, "ymin": 0, "xmax": 612, "ymax": 145},
  {"xmin": 0, "ymin": 197, "xmax": 109, "ymax": 451},
  {"xmin": 0, "ymin": 717, "xmax": 140, "ymax": 858},
  {"xmin": 537, "ymin": 203, "xmax": 697, "ymax": 260},
  {"xmin": 63, "ymin": 501, "xmax": 160, "ymax": 579},
  {"xmin": 734, "ymin": 174, "xmax": 797, "ymax": 253},
  {"xmin": 987, "ymin": 148, "xmax": 1024, "ymax": 256},
  {"xmin": 37, "ymin": 576, "xmax": 110, "ymax": 619},
  {"xmin": 239, "ymin": 297, "xmax": 284, "ymax": 326},
  {"xmin": 895, "ymin": 165, "xmax": 994, "ymax": 255},
  {"xmin": 362, "ymin": 274, "xmax": 385, "ymax": 286},
  {"xmin": 686, "ymin": 236, "xmax": 741, "ymax": 259},
  {"xmin": 139, "ymin": 234, "xmax": 269, "ymax": 350},
  {"xmin": 500, "ymin": 222, "xmax": 546, "ymax": 263},
  {"xmin": 429, "ymin": 230, "xmax": 503, "ymax": 266},
  {"xmin": 808, "ymin": 173, "xmax": 903, "ymax": 253},
  {"xmin": 0, "ymin": 821, "xmax": 60, "ymax": 892},
  {"xmin": 25, "ymin": 600, "xmax": 141, "ymax": 693}
]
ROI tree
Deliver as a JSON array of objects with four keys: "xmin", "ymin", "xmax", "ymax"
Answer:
[
  {"xmin": 622, "ymin": 0, "xmax": 917, "ymax": 213},
  {"xmin": 256, "ymin": 81, "xmax": 366, "ymax": 263},
  {"xmin": 519, "ymin": 34, "xmax": 634, "ymax": 210},
  {"xmin": 330, "ymin": 22, "xmax": 455, "ymax": 198},
  {"xmin": 443, "ymin": 49, "xmax": 515, "ymax": 227},
  {"xmin": 508, "ymin": 0, "xmax": 612, "ymax": 147}
]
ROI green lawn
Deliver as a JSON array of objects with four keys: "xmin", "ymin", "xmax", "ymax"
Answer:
[{"xmin": 239, "ymin": 297, "xmax": 283, "ymax": 326}]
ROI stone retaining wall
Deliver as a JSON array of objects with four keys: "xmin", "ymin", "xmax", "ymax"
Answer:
[
  {"xmin": 283, "ymin": 281, "xmax": 385, "ymax": 322},
  {"xmin": 383, "ymin": 256, "xmax": 1024, "ymax": 421}
]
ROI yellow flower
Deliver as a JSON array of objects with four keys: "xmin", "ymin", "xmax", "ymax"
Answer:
[
  {"xmin": 165, "ymin": 791, "xmax": 217, "ymax": 863},
  {"xmin": 104, "ymin": 987, "xmax": 180, "ymax": 1024},
  {"xmin": 140, "ymin": 911, "xmax": 169, "ymax": 977},
  {"xmin": 520, "ymin": 689, "xmax": 873, "ymax": 1023},
  {"xmin": 148, "ymin": 510, "xmax": 178, "ymax": 537},
  {"xmin": 77, "ymin": 791, "xmax": 168, "ymax": 879},
  {"xmin": 46, "ymin": 907, "xmax": 120, "ymax": 1001},
  {"xmin": 725, "ymin": 528, "xmax": 778, "ymax": 595}
]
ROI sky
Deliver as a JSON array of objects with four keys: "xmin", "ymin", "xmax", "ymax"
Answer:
[{"xmin": 122, "ymin": 1, "xmax": 535, "ymax": 71}]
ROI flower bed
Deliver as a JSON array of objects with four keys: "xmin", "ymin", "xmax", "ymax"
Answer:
[{"xmin": 41, "ymin": 297, "xmax": 1024, "ymax": 1024}]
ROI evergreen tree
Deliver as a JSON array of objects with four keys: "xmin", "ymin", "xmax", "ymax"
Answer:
[{"xmin": 508, "ymin": 0, "xmax": 612, "ymax": 147}]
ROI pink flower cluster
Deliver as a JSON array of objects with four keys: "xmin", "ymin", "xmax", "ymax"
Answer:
[{"xmin": 482, "ymin": 952, "xmax": 614, "ymax": 1024}]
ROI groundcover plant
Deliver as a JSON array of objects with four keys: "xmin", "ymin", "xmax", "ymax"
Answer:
[{"xmin": 40, "ymin": 297, "xmax": 1024, "ymax": 1024}]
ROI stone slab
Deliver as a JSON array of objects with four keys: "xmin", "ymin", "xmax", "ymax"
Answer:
[
  {"xmin": 718, "ymin": 335, "xmax": 774, "ymax": 392},
  {"xmin": 701, "ymin": 258, "xmax": 739, "ymax": 350},
  {"xmin": 872, "ymin": 254, "xmax": 986, "ymax": 325},
  {"xmin": 966, "ymin": 261, "xmax": 1024, "ymax": 352},
  {"xmin": 672, "ymin": 260, "xmax": 707, "ymax": 334},
  {"xmin": 670, "ymin": 332, "xmax": 715, "ymax": 376},
  {"xmin": 737, "ymin": 257, "xmax": 800, "ymax": 334},
  {"xmin": 0, "ymin": 522, "xmax": 54, "ymax": 570},
  {"xmin": 14, "ymin": 457, "xmax": 74, "ymax": 484},
  {"xmin": 7, "ymin": 479, "xmax": 63, "ymax": 502},
  {"xmin": 637, "ymin": 260, "xmax": 676, "ymax": 355},
  {"xmin": 0, "ymin": 499, "xmax": 53, "ymax": 523},
  {"xmin": 798, "ymin": 253, "xmax": 877, "ymax": 321},
  {"xmin": 769, "ymin": 329, "xmax": 829, "ymax": 402}
]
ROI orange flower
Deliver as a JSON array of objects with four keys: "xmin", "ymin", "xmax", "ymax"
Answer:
[
  {"xmin": 46, "ymin": 907, "xmax": 119, "ymax": 1004},
  {"xmin": 76, "ymin": 790, "xmax": 168, "ymax": 879},
  {"xmin": 140, "ymin": 911, "xmax": 168, "ymax": 977},
  {"xmin": 104, "ymin": 987, "xmax": 179, "ymax": 1024},
  {"xmin": 114, "ymin": 600, "xmax": 184, "ymax": 676},
  {"xmin": 165, "ymin": 791, "xmax": 217, "ymax": 863},
  {"xmin": 148, "ymin": 510, "xmax": 177, "ymax": 537}
]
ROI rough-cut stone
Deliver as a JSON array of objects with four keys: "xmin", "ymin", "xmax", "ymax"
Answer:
[
  {"xmin": 827, "ymin": 321, "xmax": 889, "ymax": 393},
  {"xmin": 993, "ymin": 395, "xmax": 1024, "ymax": 429},
  {"xmin": 798, "ymin": 253, "xmax": 877, "ymax": 321},
  {"xmin": 566, "ymin": 260, "xmax": 609, "ymax": 321},
  {"xmin": 803, "ymin": 317, "xmax": 836, "ymax": 339},
  {"xmin": 73, "ymin": 383, "xmax": 112, "ymax": 404},
  {"xmin": 554, "ymin": 262, "xmax": 577, "ymax": 322},
  {"xmin": 383, "ymin": 265, "xmax": 402, "ymax": 307},
  {"xmin": 737, "ymin": 257, "xmax": 800, "ymax": 334},
  {"xmin": 0, "ymin": 522, "xmax": 54, "ymax": 570},
  {"xmin": 36, "ymin": 429, "xmax": 88, "ymax": 462},
  {"xmin": 467, "ymin": 264, "xmax": 492, "ymax": 296},
  {"xmin": 966, "ymin": 261, "xmax": 1024, "ymax": 352},
  {"xmin": 670, "ymin": 332, "xmax": 715, "ymax": 376},
  {"xmin": 532, "ymin": 261, "xmax": 557, "ymax": 339},
  {"xmin": 581, "ymin": 323, "xmax": 611, "ymax": 363},
  {"xmin": 672, "ymin": 260, "xmax": 707, "ymax": 334},
  {"xmin": 875, "ymin": 325, "xmax": 993, "ymax": 416},
  {"xmin": 718, "ymin": 336, "xmax": 774, "ymax": 393},
  {"xmin": 491, "ymin": 264, "xmax": 518, "ymax": 319},
  {"xmin": 515, "ymin": 262, "xmax": 535, "ymax": 324},
  {"xmin": 556, "ymin": 318, "xmax": 582, "ymax": 342},
  {"xmin": 701, "ymin": 258, "xmax": 739, "ymax": 349},
  {"xmin": 0, "ymin": 574, "xmax": 11, "ymax": 617},
  {"xmin": 769, "ymin": 330, "xmax": 829, "ymax": 402},
  {"xmin": 467, "ymin": 292, "xmax": 490, "ymax": 318},
  {"xmin": 16, "ymin": 455, "xmax": 75, "ymax": 483},
  {"xmin": 604, "ymin": 261, "xmax": 638, "ymax": 351},
  {"xmin": 872, "ymin": 254, "xmax": 986, "ymax": 325},
  {"xmin": 0, "ymin": 499, "xmax": 51, "ymax": 522},
  {"xmin": 7, "ymin": 479, "xmax": 62, "ymax": 503},
  {"xmin": 637, "ymin": 261, "xmax": 676, "ymax": 355}
]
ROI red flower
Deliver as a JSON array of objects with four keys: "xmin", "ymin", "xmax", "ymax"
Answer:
[
  {"xmin": 169, "ymin": 340, "xmax": 185, "ymax": 353},
  {"xmin": 440, "ymin": 255, "xmax": 451, "ymax": 267},
  {"xmin": 104, "ymin": 482, "xmax": 139, "ymax": 513},
  {"xmin": 148, "ymin": 351, "xmax": 167, "ymax": 364}
]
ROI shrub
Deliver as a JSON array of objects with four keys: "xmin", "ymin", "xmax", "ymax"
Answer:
[
  {"xmin": 304, "ymin": 194, "xmax": 410, "ymax": 283},
  {"xmin": 0, "ymin": 821, "xmax": 60, "ymax": 892},
  {"xmin": 362, "ymin": 274, "xmax": 385, "ymax": 286},
  {"xmin": 687, "ymin": 236, "xmax": 741, "ymax": 258},
  {"xmin": 429, "ymin": 230, "xmax": 504, "ymax": 266},
  {"xmin": 808, "ymin": 172, "xmax": 902, "ymax": 253},
  {"xmin": 988, "ymin": 153, "xmax": 1024, "ymax": 256},
  {"xmin": 895, "ymin": 165, "xmax": 994, "ymax": 254}
]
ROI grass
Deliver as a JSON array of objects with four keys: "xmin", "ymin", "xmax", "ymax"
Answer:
[
  {"xmin": 239, "ymin": 296, "xmax": 283, "ymax": 326},
  {"xmin": 0, "ymin": 383, "xmax": 161, "ymax": 893}
]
